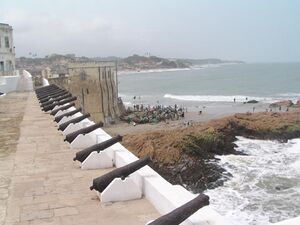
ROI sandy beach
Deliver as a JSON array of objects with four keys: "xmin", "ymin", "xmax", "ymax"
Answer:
[{"xmin": 104, "ymin": 101, "xmax": 279, "ymax": 136}]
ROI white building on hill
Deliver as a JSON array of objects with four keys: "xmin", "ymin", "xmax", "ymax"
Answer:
[{"xmin": 0, "ymin": 23, "xmax": 15, "ymax": 76}]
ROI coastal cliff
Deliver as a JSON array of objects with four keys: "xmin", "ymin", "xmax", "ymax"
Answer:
[{"xmin": 122, "ymin": 110, "xmax": 300, "ymax": 192}]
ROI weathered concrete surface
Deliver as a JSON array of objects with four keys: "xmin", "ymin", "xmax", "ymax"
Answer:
[
  {"xmin": 0, "ymin": 92, "xmax": 29, "ymax": 225},
  {"xmin": 3, "ymin": 92, "xmax": 159, "ymax": 225}
]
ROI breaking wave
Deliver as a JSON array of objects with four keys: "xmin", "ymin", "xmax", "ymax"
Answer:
[
  {"xmin": 205, "ymin": 137, "xmax": 300, "ymax": 225},
  {"xmin": 164, "ymin": 94, "xmax": 274, "ymax": 103}
]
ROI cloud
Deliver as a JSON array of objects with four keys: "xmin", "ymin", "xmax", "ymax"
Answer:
[{"xmin": 2, "ymin": 8, "xmax": 152, "ymax": 57}]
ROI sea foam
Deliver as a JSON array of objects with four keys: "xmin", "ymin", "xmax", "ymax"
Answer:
[
  {"xmin": 205, "ymin": 137, "xmax": 300, "ymax": 225},
  {"xmin": 164, "ymin": 94, "xmax": 274, "ymax": 103}
]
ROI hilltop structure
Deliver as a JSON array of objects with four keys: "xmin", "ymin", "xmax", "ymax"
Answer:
[{"xmin": 0, "ymin": 23, "xmax": 15, "ymax": 76}]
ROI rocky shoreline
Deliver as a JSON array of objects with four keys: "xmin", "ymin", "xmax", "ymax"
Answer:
[{"xmin": 122, "ymin": 110, "xmax": 300, "ymax": 193}]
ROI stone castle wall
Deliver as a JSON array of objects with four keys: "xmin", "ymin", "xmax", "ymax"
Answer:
[{"xmin": 48, "ymin": 62, "xmax": 120, "ymax": 124}]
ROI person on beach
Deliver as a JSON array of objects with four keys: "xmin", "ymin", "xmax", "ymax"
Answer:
[
  {"xmin": 234, "ymin": 98, "xmax": 236, "ymax": 103},
  {"xmin": 253, "ymin": 106, "xmax": 255, "ymax": 113}
]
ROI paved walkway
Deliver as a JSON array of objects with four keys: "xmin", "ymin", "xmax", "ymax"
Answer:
[
  {"xmin": 3, "ymin": 92, "xmax": 159, "ymax": 225},
  {"xmin": 0, "ymin": 92, "xmax": 29, "ymax": 225}
]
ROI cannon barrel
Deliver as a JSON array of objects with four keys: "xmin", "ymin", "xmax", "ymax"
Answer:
[
  {"xmin": 37, "ymin": 89, "xmax": 64, "ymax": 99},
  {"xmin": 37, "ymin": 88, "xmax": 60, "ymax": 96},
  {"xmin": 64, "ymin": 122, "xmax": 104, "ymax": 143},
  {"xmin": 41, "ymin": 93, "xmax": 72, "ymax": 108},
  {"xmin": 35, "ymin": 84, "xmax": 57, "ymax": 94},
  {"xmin": 41, "ymin": 93, "xmax": 72, "ymax": 107},
  {"xmin": 148, "ymin": 194, "xmax": 209, "ymax": 225},
  {"xmin": 43, "ymin": 96, "xmax": 77, "ymax": 112},
  {"xmin": 36, "ymin": 85, "xmax": 59, "ymax": 94},
  {"xmin": 50, "ymin": 103, "xmax": 75, "ymax": 116},
  {"xmin": 73, "ymin": 135, "xmax": 122, "ymax": 162},
  {"xmin": 54, "ymin": 108, "xmax": 82, "ymax": 123},
  {"xmin": 39, "ymin": 90, "xmax": 68, "ymax": 103},
  {"xmin": 36, "ymin": 86, "xmax": 61, "ymax": 97},
  {"xmin": 58, "ymin": 113, "xmax": 90, "ymax": 131},
  {"xmin": 89, "ymin": 156, "xmax": 151, "ymax": 192}
]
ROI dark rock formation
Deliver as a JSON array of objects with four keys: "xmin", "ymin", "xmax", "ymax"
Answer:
[
  {"xmin": 123, "ymin": 111, "xmax": 300, "ymax": 193},
  {"xmin": 246, "ymin": 100, "xmax": 259, "ymax": 104}
]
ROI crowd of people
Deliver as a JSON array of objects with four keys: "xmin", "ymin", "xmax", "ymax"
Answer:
[{"xmin": 120, "ymin": 103, "xmax": 186, "ymax": 125}]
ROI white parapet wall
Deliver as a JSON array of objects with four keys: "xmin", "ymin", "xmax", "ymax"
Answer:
[
  {"xmin": 42, "ymin": 78, "xmax": 49, "ymax": 86},
  {"xmin": 16, "ymin": 70, "xmax": 34, "ymax": 91},
  {"xmin": 0, "ymin": 70, "xmax": 33, "ymax": 93},
  {"xmin": 57, "ymin": 105, "xmax": 233, "ymax": 225}
]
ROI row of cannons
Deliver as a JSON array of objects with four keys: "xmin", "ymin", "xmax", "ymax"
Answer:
[{"xmin": 35, "ymin": 84, "xmax": 211, "ymax": 225}]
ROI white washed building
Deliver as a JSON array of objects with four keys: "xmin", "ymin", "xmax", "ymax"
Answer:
[{"xmin": 0, "ymin": 23, "xmax": 15, "ymax": 76}]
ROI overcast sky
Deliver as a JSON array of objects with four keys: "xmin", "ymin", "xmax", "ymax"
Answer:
[{"xmin": 1, "ymin": 0, "xmax": 300, "ymax": 62}]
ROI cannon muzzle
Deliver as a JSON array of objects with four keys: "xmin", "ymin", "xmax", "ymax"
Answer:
[
  {"xmin": 54, "ymin": 108, "xmax": 82, "ymax": 123},
  {"xmin": 64, "ymin": 122, "xmax": 103, "ymax": 143},
  {"xmin": 58, "ymin": 113, "xmax": 90, "ymax": 131},
  {"xmin": 50, "ymin": 103, "xmax": 75, "ymax": 116},
  {"xmin": 73, "ymin": 135, "xmax": 122, "ymax": 162},
  {"xmin": 43, "ymin": 96, "xmax": 77, "ymax": 112},
  {"xmin": 89, "ymin": 156, "xmax": 151, "ymax": 192},
  {"xmin": 148, "ymin": 194, "xmax": 209, "ymax": 225}
]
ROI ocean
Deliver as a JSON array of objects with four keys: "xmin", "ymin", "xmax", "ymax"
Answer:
[
  {"xmin": 118, "ymin": 63, "xmax": 300, "ymax": 108},
  {"xmin": 205, "ymin": 137, "xmax": 300, "ymax": 225},
  {"xmin": 119, "ymin": 63, "xmax": 300, "ymax": 224}
]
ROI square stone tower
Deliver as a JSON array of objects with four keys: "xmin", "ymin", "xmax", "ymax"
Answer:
[
  {"xmin": 0, "ymin": 23, "xmax": 15, "ymax": 76},
  {"xmin": 67, "ymin": 62, "xmax": 120, "ymax": 124}
]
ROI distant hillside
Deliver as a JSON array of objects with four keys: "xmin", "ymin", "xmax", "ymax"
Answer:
[
  {"xmin": 16, "ymin": 54, "xmax": 244, "ymax": 75},
  {"xmin": 119, "ymin": 54, "xmax": 187, "ymax": 71}
]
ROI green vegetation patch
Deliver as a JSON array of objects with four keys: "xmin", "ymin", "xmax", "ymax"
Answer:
[{"xmin": 180, "ymin": 131, "xmax": 235, "ymax": 158}]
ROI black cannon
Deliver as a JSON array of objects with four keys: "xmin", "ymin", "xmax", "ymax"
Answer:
[
  {"xmin": 36, "ymin": 85, "xmax": 62, "ymax": 95},
  {"xmin": 35, "ymin": 84, "xmax": 57, "ymax": 94},
  {"xmin": 39, "ymin": 90, "xmax": 68, "ymax": 103},
  {"xmin": 50, "ymin": 103, "xmax": 75, "ymax": 116},
  {"xmin": 64, "ymin": 122, "xmax": 104, "ymax": 143},
  {"xmin": 37, "ymin": 89, "xmax": 64, "ymax": 100},
  {"xmin": 54, "ymin": 108, "xmax": 82, "ymax": 123},
  {"xmin": 58, "ymin": 113, "xmax": 90, "ymax": 131},
  {"xmin": 36, "ymin": 87, "xmax": 59, "ymax": 96},
  {"xmin": 36, "ymin": 88, "xmax": 62, "ymax": 99},
  {"xmin": 41, "ymin": 93, "xmax": 72, "ymax": 108},
  {"xmin": 90, "ymin": 156, "xmax": 151, "ymax": 193},
  {"xmin": 39, "ymin": 90, "xmax": 69, "ymax": 103},
  {"xmin": 148, "ymin": 194, "xmax": 209, "ymax": 225},
  {"xmin": 43, "ymin": 96, "xmax": 77, "ymax": 112},
  {"xmin": 73, "ymin": 135, "xmax": 122, "ymax": 162}
]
